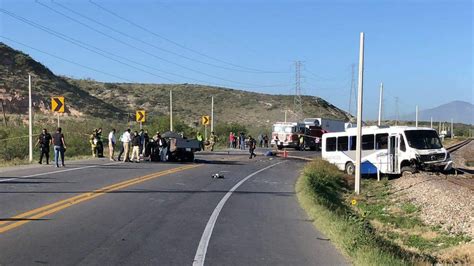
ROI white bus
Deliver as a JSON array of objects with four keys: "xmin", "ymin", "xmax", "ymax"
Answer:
[{"xmin": 322, "ymin": 126, "xmax": 453, "ymax": 175}]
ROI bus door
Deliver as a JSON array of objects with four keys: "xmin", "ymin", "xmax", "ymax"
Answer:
[{"xmin": 388, "ymin": 134, "xmax": 399, "ymax": 173}]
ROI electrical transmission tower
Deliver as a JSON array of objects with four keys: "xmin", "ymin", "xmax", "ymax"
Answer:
[{"xmin": 294, "ymin": 61, "xmax": 303, "ymax": 121}]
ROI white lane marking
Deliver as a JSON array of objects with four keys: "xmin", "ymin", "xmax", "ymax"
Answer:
[
  {"xmin": 192, "ymin": 161, "xmax": 284, "ymax": 266},
  {"xmin": 0, "ymin": 162, "xmax": 122, "ymax": 182}
]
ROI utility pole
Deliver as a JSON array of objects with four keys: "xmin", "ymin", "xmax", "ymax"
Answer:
[
  {"xmin": 378, "ymin": 82, "xmax": 383, "ymax": 126},
  {"xmin": 170, "ymin": 90, "xmax": 173, "ymax": 132},
  {"xmin": 211, "ymin": 96, "xmax": 214, "ymax": 132},
  {"xmin": 355, "ymin": 32, "xmax": 365, "ymax": 195},
  {"xmin": 430, "ymin": 117, "xmax": 433, "ymax": 128},
  {"xmin": 28, "ymin": 74, "xmax": 33, "ymax": 163},
  {"xmin": 415, "ymin": 105, "xmax": 419, "ymax": 127},
  {"xmin": 294, "ymin": 61, "xmax": 303, "ymax": 121},
  {"xmin": 451, "ymin": 118, "xmax": 454, "ymax": 139},
  {"xmin": 395, "ymin": 97, "xmax": 399, "ymax": 126}
]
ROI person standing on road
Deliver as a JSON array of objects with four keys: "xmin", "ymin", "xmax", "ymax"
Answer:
[
  {"xmin": 52, "ymin": 127, "xmax": 66, "ymax": 167},
  {"xmin": 36, "ymin": 128, "xmax": 52, "ymax": 164},
  {"xmin": 89, "ymin": 129, "xmax": 98, "ymax": 157},
  {"xmin": 229, "ymin": 132, "xmax": 234, "ymax": 149},
  {"xmin": 130, "ymin": 131, "xmax": 141, "ymax": 163},
  {"xmin": 108, "ymin": 129, "xmax": 116, "ymax": 161},
  {"xmin": 196, "ymin": 132, "xmax": 204, "ymax": 151},
  {"xmin": 209, "ymin": 131, "xmax": 217, "ymax": 151},
  {"xmin": 120, "ymin": 129, "xmax": 132, "ymax": 162},
  {"xmin": 240, "ymin": 132, "xmax": 246, "ymax": 150},
  {"xmin": 96, "ymin": 128, "xmax": 104, "ymax": 158},
  {"xmin": 248, "ymin": 135, "xmax": 257, "ymax": 159},
  {"xmin": 258, "ymin": 134, "xmax": 263, "ymax": 148},
  {"xmin": 263, "ymin": 134, "xmax": 269, "ymax": 148},
  {"xmin": 157, "ymin": 134, "xmax": 168, "ymax": 162}
]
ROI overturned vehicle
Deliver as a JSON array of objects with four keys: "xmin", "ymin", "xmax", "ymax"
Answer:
[{"xmin": 146, "ymin": 131, "xmax": 200, "ymax": 162}]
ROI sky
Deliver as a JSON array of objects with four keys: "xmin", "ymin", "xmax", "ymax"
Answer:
[{"xmin": 0, "ymin": 0, "xmax": 472, "ymax": 119}]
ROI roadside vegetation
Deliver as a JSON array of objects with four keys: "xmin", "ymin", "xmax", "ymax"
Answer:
[
  {"xmin": 296, "ymin": 159, "xmax": 472, "ymax": 265},
  {"xmin": 0, "ymin": 114, "xmax": 256, "ymax": 166}
]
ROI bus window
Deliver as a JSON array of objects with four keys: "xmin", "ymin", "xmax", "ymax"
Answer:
[
  {"xmin": 326, "ymin": 137, "xmax": 337, "ymax": 152},
  {"xmin": 337, "ymin": 136, "xmax": 348, "ymax": 151},
  {"xmin": 376, "ymin": 133, "xmax": 388, "ymax": 150},
  {"xmin": 362, "ymin": 135, "xmax": 374, "ymax": 150},
  {"xmin": 349, "ymin": 136, "xmax": 357, "ymax": 150},
  {"xmin": 400, "ymin": 136, "xmax": 406, "ymax": 152}
]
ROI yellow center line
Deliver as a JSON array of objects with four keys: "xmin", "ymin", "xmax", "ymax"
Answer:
[{"xmin": 0, "ymin": 164, "xmax": 201, "ymax": 234}]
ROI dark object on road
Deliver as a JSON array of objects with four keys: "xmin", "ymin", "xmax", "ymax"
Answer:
[
  {"xmin": 161, "ymin": 131, "xmax": 201, "ymax": 162},
  {"xmin": 211, "ymin": 173, "xmax": 224, "ymax": 179},
  {"xmin": 264, "ymin": 151, "xmax": 274, "ymax": 156}
]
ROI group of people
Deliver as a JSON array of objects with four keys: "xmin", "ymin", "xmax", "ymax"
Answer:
[
  {"xmin": 228, "ymin": 132, "xmax": 269, "ymax": 150},
  {"xmin": 36, "ymin": 127, "xmax": 66, "ymax": 167},
  {"xmin": 109, "ymin": 129, "xmax": 168, "ymax": 163},
  {"xmin": 36, "ymin": 127, "xmax": 266, "ymax": 166}
]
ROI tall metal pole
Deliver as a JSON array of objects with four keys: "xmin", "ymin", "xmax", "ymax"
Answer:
[
  {"xmin": 430, "ymin": 117, "xmax": 433, "ymax": 128},
  {"xmin": 355, "ymin": 32, "xmax": 365, "ymax": 195},
  {"xmin": 378, "ymin": 82, "xmax": 383, "ymax": 126},
  {"xmin": 28, "ymin": 74, "xmax": 33, "ymax": 163},
  {"xmin": 170, "ymin": 90, "xmax": 173, "ymax": 132},
  {"xmin": 57, "ymin": 113, "xmax": 60, "ymax": 128},
  {"xmin": 415, "ymin": 105, "xmax": 419, "ymax": 127},
  {"xmin": 284, "ymin": 110, "xmax": 287, "ymax": 122},
  {"xmin": 211, "ymin": 96, "xmax": 214, "ymax": 132},
  {"xmin": 451, "ymin": 118, "xmax": 454, "ymax": 139}
]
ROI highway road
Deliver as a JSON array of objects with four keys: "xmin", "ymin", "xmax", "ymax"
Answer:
[{"xmin": 0, "ymin": 150, "xmax": 347, "ymax": 265}]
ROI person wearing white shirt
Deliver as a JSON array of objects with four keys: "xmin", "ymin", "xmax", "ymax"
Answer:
[
  {"xmin": 120, "ymin": 129, "xmax": 132, "ymax": 162},
  {"xmin": 108, "ymin": 129, "xmax": 116, "ymax": 161}
]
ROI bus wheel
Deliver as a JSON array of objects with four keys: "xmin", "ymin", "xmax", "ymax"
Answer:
[
  {"xmin": 345, "ymin": 162, "xmax": 355, "ymax": 175},
  {"xmin": 401, "ymin": 166, "xmax": 416, "ymax": 176}
]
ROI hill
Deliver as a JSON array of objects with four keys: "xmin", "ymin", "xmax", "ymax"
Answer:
[
  {"xmin": 0, "ymin": 42, "xmax": 123, "ymax": 118},
  {"xmin": 0, "ymin": 42, "xmax": 351, "ymax": 128},
  {"xmin": 399, "ymin": 101, "xmax": 473, "ymax": 125}
]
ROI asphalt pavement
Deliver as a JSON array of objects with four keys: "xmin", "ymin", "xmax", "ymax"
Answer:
[{"xmin": 0, "ymin": 149, "xmax": 347, "ymax": 265}]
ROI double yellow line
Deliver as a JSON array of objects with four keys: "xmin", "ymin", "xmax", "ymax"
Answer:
[{"xmin": 0, "ymin": 164, "xmax": 201, "ymax": 234}]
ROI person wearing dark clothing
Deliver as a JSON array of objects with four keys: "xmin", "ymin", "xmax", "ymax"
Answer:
[
  {"xmin": 240, "ymin": 132, "xmax": 246, "ymax": 150},
  {"xmin": 248, "ymin": 135, "xmax": 257, "ymax": 159},
  {"xmin": 36, "ymin": 128, "xmax": 52, "ymax": 164},
  {"xmin": 130, "ymin": 131, "xmax": 141, "ymax": 163},
  {"xmin": 96, "ymin": 128, "xmax": 104, "ymax": 158},
  {"xmin": 142, "ymin": 130, "xmax": 149, "ymax": 156},
  {"xmin": 263, "ymin": 134, "xmax": 269, "ymax": 148},
  {"xmin": 52, "ymin": 127, "xmax": 66, "ymax": 167}
]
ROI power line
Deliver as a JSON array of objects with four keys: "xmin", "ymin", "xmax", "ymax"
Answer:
[
  {"xmin": 89, "ymin": 0, "xmax": 283, "ymax": 74},
  {"xmin": 51, "ymin": 0, "xmax": 281, "ymax": 74},
  {"xmin": 0, "ymin": 8, "xmax": 177, "ymax": 83},
  {"xmin": 35, "ymin": 1, "xmax": 288, "ymax": 87},
  {"xmin": 1, "ymin": 8, "xmax": 290, "ymax": 89},
  {"xmin": 1, "ymin": 37, "xmax": 133, "ymax": 82}
]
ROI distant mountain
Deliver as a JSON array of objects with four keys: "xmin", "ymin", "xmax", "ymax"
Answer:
[
  {"xmin": 399, "ymin": 101, "xmax": 473, "ymax": 124},
  {"xmin": 0, "ymin": 42, "xmax": 352, "ymax": 126}
]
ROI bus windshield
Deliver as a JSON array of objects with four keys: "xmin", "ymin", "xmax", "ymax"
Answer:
[
  {"xmin": 404, "ymin": 130, "xmax": 443, "ymax": 150},
  {"xmin": 273, "ymin": 125, "xmax": 294, "ymax": 133}
]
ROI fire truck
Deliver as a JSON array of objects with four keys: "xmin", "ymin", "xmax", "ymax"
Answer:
[{"xmin": 271, "ymin": 118, "xmax": 347, "ymax": 150}]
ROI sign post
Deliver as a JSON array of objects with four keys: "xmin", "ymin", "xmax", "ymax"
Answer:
[{"xmin": 51, "ymin": 96, "xmax": 65, "ymax": 128}]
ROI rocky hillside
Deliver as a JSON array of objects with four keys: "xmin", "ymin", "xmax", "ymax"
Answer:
[{"xmin": 1, "ymin": 42, "xmax": 352, "ymax": 127}]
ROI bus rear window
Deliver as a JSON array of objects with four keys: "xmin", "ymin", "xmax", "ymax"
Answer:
[
  {"xmin": 337, "ymin": 136, "xmax": 348, "ymax": 151},
  {"xmin": 326, "ymin": 137, "xmax": 336, "ymax": 152}
]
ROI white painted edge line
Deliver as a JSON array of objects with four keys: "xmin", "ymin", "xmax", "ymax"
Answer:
[
  {"xmin": 0, "ymin": 161, "xmax": 122, "ymax": 183},
  {"xmin": 192, "ymin": 161, "xmax": 284, "ymax": 266}
]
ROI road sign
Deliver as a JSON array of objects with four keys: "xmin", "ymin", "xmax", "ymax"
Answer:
[
  {"xmin": 201, "ymin": 115, "xmax": 210, "ymax": 126},
  {"xmin": 51, "ymin": 97, "xmax": 65, "ymax": 113},
  {"xmin": 136, "ymin": 110, "xmax": 146, "ymax": 122}
]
